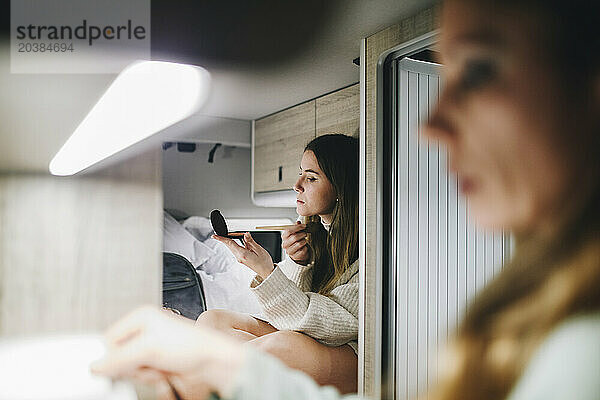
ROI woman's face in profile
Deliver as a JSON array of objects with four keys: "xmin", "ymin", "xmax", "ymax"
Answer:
[
  {"xmin": 426, "ymin": 0, "xmax": 583, "ymax": 232},
  {"xmin": 294, "ymin": 150, "xmax": 337, "ymax": 218}
]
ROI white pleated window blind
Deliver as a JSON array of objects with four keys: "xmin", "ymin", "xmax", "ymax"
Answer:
[{"xmin": 380, "ymin": 57, "xmax": 511, "ymax": 400}]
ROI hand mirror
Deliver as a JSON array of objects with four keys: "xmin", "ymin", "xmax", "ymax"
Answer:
[{"xmin": 210, "ymin": 209, "xmax": 246, "ymax": 239}]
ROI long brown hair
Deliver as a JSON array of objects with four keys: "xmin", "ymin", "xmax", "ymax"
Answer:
[
  {"xmin": 303, "ymin": 134, "xmax": 359, "ymax": 294},
  {"xmin": 432, "ymin": 1, "xmax": 600, "ymax": 399}
]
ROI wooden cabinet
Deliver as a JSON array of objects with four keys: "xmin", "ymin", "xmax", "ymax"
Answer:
[
  {"xmin": 254, "ymin": 101, "xmax": 315, "ymax": 192},
  {"xmin": 253, "ymin": 83, "xmax": 359, "ymax": 193},
  {"xmin": 316, "ymin": 84, "xmax": 360, "ymax": 138}
]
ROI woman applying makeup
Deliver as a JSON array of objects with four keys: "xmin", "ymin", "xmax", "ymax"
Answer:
[
  {"xmin": 197, "ymin": 134, "xmax": 359, "ymax": 393},
  {"xmin": 93, "ymin": 1, "xmax": 600, "ymax": 399}
]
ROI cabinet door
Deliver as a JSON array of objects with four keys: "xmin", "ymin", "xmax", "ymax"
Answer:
[
  {"xmin": 254, "ymin": 101, "xmax": 316, "ymax": 192},
  {"xmin": 316, "ymin": 83, "xmax": 359, "ymax": 138}
]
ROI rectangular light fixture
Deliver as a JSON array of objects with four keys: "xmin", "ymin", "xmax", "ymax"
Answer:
[{"xmin": 49, "ymin": 61, "xmax": 211, "ymax": 176}]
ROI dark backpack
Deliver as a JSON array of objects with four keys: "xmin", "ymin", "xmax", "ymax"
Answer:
[{"xmin": 162, "ymin": 252, "xmax": 207, "ymax": 320}]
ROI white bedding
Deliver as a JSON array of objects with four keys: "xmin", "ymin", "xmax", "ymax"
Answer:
[{"xmin": 163, "ymin": 212, "xmax": 264, "ymax": 318}]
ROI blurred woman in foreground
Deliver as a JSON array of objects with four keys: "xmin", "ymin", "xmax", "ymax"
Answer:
[{"xmin": 92, "ymin": 0, "xmax": 600, "ymax": 399}]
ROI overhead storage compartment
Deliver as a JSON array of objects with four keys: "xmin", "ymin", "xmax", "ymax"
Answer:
[{"xmin": 252, "ymin": 83, "xmax": 359, "ymax": 207}]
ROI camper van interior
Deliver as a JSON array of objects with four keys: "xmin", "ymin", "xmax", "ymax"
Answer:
[{"xmin": 0, "ymin": 0, "xmax": 553, "ymax": 399}]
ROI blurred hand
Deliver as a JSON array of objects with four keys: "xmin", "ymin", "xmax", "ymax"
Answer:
[
  {"xmin": 91, "ymin": 306, "xmax": 245, "ymax": 400},
  {"xmin": 213, "ymin": 232, "xmax": 274, "ymax": 279},
  {"xmin": 281, "ymin": 222, "xmax": 311, "ymax": 265}
]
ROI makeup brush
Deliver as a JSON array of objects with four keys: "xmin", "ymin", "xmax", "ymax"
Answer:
[
  {"xmin": 254, "ymin": 222, "xmax": 321, "ymax": 233},
  {"xmin": 211, "ymin": 209, "xmax": 321, "ymax": 237}
]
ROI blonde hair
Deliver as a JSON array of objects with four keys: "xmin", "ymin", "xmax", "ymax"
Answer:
[{"xmin": 430, "ymin": 1, "xmax": 600, "ymax": 398}]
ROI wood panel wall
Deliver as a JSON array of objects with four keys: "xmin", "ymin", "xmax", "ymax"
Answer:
[
  {"xmin": 363, "ymin": 6, "xmax": 440, "ymax": 398},
  {"xmin": 316, "ymin": 84, "xmax": 360, "ymax": 138},
  {"xmin": 254, "ymin": 101, "xmax": 316, "ymax": 192},
  {"xmin": 0, "ymin": 150, "xmax": 162, "ymax": 336}
]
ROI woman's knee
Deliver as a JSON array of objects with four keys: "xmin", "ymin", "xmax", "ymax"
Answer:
[
  {"xmin": 250, "ymin": 330, "xmax": 306, "ymax": 356},
  {"xmin": 195, "ymin": 309, "xmax": 236, "ymax": 330}
]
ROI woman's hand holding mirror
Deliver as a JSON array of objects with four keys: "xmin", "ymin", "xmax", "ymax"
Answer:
[{"xmin": 213, "ymin": 232, "xmax": 275, "ymax": 279}]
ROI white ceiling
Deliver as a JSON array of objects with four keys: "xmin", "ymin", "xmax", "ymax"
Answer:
[{"xmin": 0, "ymin": 0, "xmax": 435, "ymax": 173}]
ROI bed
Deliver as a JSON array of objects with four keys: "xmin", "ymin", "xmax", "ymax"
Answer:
[{"xmin": 163, "ymin": 211, "xmax": 293, "ymax": 319}]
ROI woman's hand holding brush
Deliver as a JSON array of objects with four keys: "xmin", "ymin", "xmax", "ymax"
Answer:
[{"xmin": 281, "ymin": 222, "xmax": 311, "ymax": 266}]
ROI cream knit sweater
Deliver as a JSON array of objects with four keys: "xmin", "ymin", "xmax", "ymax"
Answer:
[{"xmin": 249, "ymin": 223, "xmax": 359, "ymax": 353}]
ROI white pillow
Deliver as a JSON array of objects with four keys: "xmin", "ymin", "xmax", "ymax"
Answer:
[
  {"xmin": 163, "ymin": 212, "xmax": 210, "ymax": 267},
  {"xmin": 193, "ymin": 240, "xmax": 216, "ymax": 267},
  {"xmin": 182, "ymin": 216, "xmax": 214, "ymax": 241}
]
